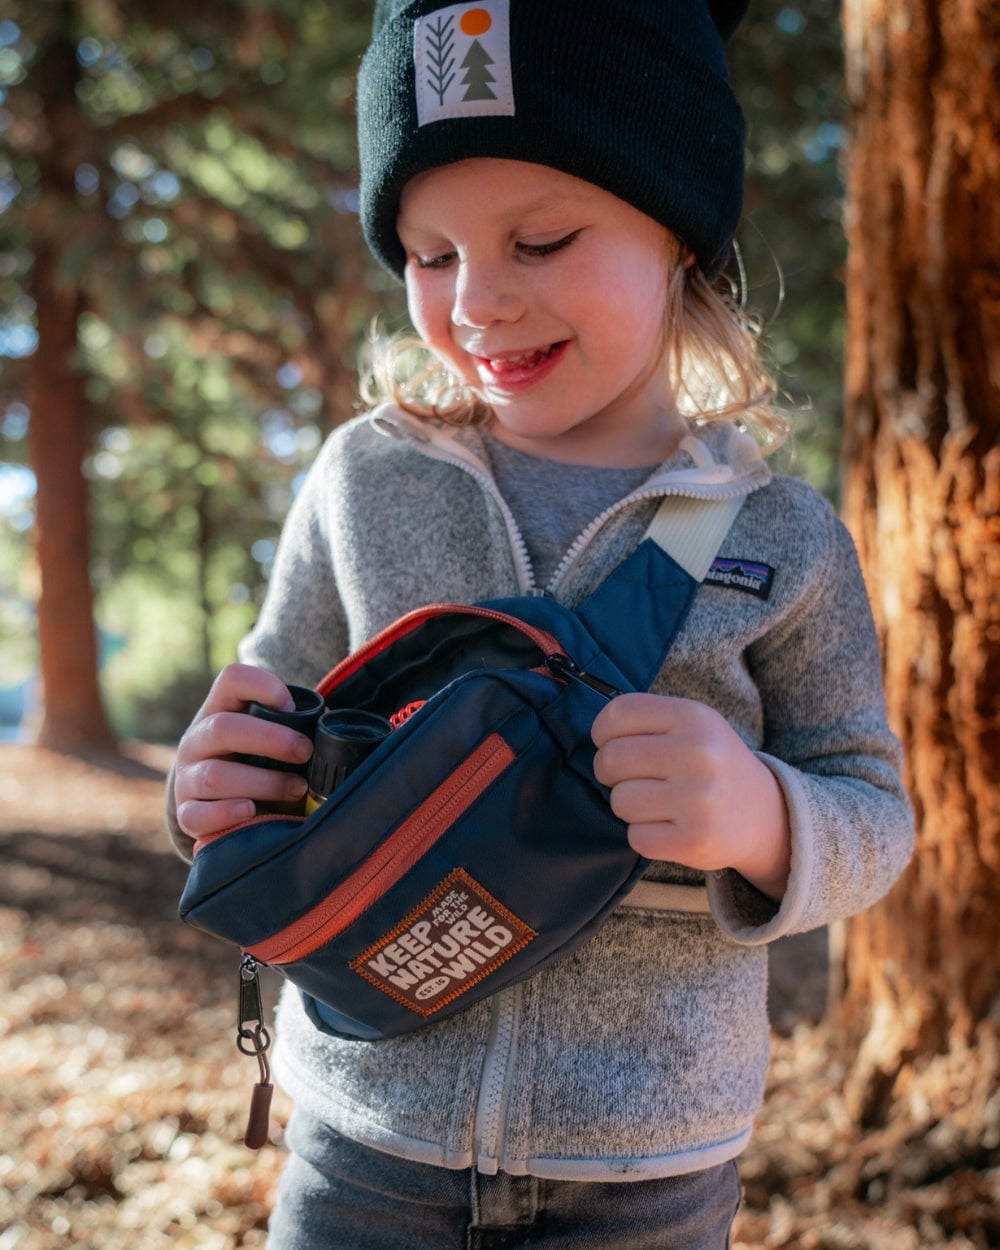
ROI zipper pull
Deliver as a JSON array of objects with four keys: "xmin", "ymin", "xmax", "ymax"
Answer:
[
  {"xmin": 545, "ymin": 653, "xmax": 622, "ymax": 701},
  {"xmin": 237, "ymin": 955, "xmax": 273, "ymax": 1149}
]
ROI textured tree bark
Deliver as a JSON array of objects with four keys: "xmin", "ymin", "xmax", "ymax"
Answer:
[
  {"xmin": 26, "ymin": 19, "xmax": 118, "ymax": 755},
  {"xmin": 838, "ymin": 0, "xmax": 999, "ymax": 1134}
]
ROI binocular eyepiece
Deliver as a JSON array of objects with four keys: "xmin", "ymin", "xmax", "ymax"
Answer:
[
  {"xmin": 305, "ymin": 709, "xmax": 393, "ymax": 813},
  {"xmin": 239, "ymin": 684, "xmax": 392, "ymax": 816}
]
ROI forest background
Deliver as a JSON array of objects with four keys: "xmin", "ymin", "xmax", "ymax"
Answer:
[
  {"xmin": 0, "ymin": 0, "xmax": 846, "ymax": 745},
  {"xmin": 2, "ymin": 1, "xmax": 998, "ymax": 1248}
]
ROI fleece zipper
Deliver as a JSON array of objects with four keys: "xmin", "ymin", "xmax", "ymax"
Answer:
[
  {"xmin": 473, "ymin": 982, "xmax": 523, "ymax": 1174},
  {"xmin": 371, "ymin": 408, "xmax": 768, "ymax": 600},
  {"xmin": 371, "ymin": 407, "xmax": 769, "ymax": 1173}
]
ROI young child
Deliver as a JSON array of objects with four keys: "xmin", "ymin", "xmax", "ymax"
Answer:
[{"xmin": 169, "ymin": 2, "xmax": 914, "ymax": 1246}]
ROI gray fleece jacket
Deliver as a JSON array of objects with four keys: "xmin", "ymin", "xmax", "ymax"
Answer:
[{"xmin": 170, "ymin": 405, "xmax": 913, "ymax": 1180}]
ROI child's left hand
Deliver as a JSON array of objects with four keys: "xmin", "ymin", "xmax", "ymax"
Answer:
[{"xmin": 591, "ymin": 693, "xmax": 791, "ymax": 900}]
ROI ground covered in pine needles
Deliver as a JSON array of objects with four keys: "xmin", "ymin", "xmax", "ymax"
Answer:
[{"xmin": 1, "ymin": 743, "xmax": 996, "ymax": 1249}]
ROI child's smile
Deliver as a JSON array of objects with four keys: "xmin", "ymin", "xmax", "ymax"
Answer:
[
  {"xmin": 398, "ymin": 159, "xmax": 689, "ymax": 467},
  {"xmin": 473, "ymin": 340, "xmax": 568, "ymax": 390}
]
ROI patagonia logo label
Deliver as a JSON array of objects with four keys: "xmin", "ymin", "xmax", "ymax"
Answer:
[
  {"xmin": 352, "ymin": 868, "xmax": 536, "ymax": 1016},
  {"xmin": 706, "ymin": 558, "xmax": 776, "ymax": 600},
  {"xmin": 414, "ymin": 2, "xmax": 514, "ymax": 127}
]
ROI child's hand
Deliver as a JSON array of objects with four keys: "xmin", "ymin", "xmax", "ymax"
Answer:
[
  {"xmin": 591, "ymin": 693, "xmax": 791, "ymax": 900},
  {"xmin": 173, "ymin": 664, "xmax": 314, "ymax": 839}
]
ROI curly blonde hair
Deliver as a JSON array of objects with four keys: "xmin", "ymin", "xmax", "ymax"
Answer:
[{"xmin": 361, "ymin": 255, "xmax": 789, "ymax": 453}]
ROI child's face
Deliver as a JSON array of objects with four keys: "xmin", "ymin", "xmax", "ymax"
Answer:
[{"xmin": 397, "ymin": 159, "xmax": 687, "ymax": 466}]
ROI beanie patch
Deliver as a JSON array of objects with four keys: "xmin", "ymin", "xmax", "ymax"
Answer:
[{"xmin": 414, "ymin": 1, "xmax": 514, "ymax": 127}]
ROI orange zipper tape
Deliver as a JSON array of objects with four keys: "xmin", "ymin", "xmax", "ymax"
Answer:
[
  {"xmin": 244, "ymin": 732, "xmax": 516, "ymax": 964},
  {"xmin": 317, "ymin": 604, "xmax": 563, "ymax": 696},
  {"xmin": 194, "ymin": 810, "xmax": 304, "ymax": 857}
]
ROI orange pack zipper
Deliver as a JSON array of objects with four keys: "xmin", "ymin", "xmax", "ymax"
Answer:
[
  {"xmin": 243, "ymin": 731, "xmax": 517, "ymax": 965},
  {"xmin": 316, "ymin": 603, "xmax": 565, "ymax": 696}
]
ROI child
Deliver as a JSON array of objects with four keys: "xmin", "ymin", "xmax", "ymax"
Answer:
[{"xmin": 169, "ymin": 2, "xmax": 914, "ymax": 1246}]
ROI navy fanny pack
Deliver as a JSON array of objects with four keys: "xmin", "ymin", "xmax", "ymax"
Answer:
[{"xmin": 177, "ymin": 494, "xmax": 743, "ymax": 1140}]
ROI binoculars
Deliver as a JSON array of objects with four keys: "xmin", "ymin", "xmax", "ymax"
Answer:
[{"xmin": 238, "ymin": 684, "xmax": 392, "ymax": 816}]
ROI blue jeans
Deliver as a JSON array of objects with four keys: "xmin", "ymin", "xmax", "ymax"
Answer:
[{"xmin": 266, "ymin": 1111, "xmax": 742, "ymax": 1249}]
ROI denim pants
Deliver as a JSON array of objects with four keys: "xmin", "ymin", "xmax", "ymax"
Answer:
[{"xmin": 266, "ymin": 1111, "xmax": 742, "ymax": 1250}]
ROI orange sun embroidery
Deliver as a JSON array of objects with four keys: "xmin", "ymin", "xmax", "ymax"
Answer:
[{"xmin": 460, "ymin": 8, "xmax": 492, "ymax": 36}]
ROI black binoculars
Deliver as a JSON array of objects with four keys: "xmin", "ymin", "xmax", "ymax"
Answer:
[{"xmin": 239, "ymin": 684, "xmax": 392, "ymax": 816}]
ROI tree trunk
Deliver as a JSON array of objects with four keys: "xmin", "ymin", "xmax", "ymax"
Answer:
[
  {"xmin": 26, "ymin": 16, "xmax": 118, "ymax": 755},
  {"xmin": 838, "ymin": 0, "xmax": 1000, "ymax": 1140}
]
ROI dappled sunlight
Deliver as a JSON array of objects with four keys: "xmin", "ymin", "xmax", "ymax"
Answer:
[{"xmin": 4, "ymin": 746, "xmax": 991, "ymax": 1248}]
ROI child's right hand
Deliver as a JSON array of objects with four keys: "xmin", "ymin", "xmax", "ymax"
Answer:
[{"xmin": 173, "ymin": 663, "xmax": 315, "ymax": 840}]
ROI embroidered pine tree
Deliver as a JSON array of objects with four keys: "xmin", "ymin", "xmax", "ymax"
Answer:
[
  {"xmin": 460, "ymin": 39, "xmax": 496, "ymax": 100},
  {"xmin": 423, "ymin": 15, "xmax": 456, "ymax": 106}
]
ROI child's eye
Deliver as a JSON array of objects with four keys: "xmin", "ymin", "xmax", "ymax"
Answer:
[
  {"xmin": 517, "ymin": 230, "xmax": 581, "ymax": 259},
  {"xmin": 410, "ymin": 251, "xmax": 456, "ymax": 270}
]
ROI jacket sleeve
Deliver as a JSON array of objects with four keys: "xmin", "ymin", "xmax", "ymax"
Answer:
[
  {"xmin": 708, "ymin": 499, "xmax": 914, "ymax": 942},
  {"xmin": 235, "ymin": 431, "xmax": 350, "ymax": 685},
  {"xmin": 165, "ymin": 431, "xmax": 351, "ymax": 862}
]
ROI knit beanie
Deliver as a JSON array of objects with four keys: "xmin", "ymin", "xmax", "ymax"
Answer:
[{"xmin": 357, "ymin": 0, "xmax": 749, "ymax": 280}]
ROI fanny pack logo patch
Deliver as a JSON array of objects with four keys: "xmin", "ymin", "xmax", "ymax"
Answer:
[
  {"xmin": 705, "ymin": 558, "xmax": 776, "ymax": 600},
  {"xmin": 352, "ymin": 867, "xmax": 536, "ymax": 1016},
  {"xmin": 414, "ymin": 1, "xmax": 514, "ymax": 126}
]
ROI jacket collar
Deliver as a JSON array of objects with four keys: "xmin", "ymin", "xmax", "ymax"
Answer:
[{"xmin": 369, "ymin": 404, "xmax": 772, "ymax": 500}]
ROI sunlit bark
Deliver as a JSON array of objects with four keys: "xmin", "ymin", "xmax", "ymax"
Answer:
[
  {"xmin": 26, "ymin": 18, "xmax": 118, "ymax": 755},
  {"xmin": 838, "ymin": 0, "xmax": 1000, "ymax": 1130}
]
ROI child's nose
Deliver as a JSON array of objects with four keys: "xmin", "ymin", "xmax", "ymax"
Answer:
[{"xmin": 452, "ymin": 260, "xmax": 523, "ymax": 328}]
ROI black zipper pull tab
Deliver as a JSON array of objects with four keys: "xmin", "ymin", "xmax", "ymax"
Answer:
[
  {"xmin": 545, "ymin": 653, "xmax": 623, "ymax": 701},
  {"xmin": 237, "ymin": 955, "xmax": 273, "ymax": 1149}
]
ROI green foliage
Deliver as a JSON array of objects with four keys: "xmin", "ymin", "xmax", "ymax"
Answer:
[
  {"xmin": 731, "ymin": 0, "xmax": 848, "ymax": 497},
  {"xmin": 1, "ymin": 0, "xmax": 376, "ymax": 739}
]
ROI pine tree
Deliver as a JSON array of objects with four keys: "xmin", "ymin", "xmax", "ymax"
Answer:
[
  {"xmin": 3, "ymin": 0, "xmax": 377, "ymax": 749},
  {"xmin": 836, "ymin": 0, "xmax": 1000, "ymax": 1208},
  {"xmin": 460, "ymin": 41, "xmax": 496, "ymax": 101}
]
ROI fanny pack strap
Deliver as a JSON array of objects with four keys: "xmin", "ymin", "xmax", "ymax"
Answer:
[
  {"xmin": 642, "ymin": 493, "xmax": 747, "ymax": 582},
  {"xmin": 573, "ymin": 493, "xmax": 746, "ymax": 691}
]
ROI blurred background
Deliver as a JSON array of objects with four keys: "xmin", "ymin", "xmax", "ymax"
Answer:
[{"xmin": 0, "ymin": 0, "xmax": 848, "ymax": 749}]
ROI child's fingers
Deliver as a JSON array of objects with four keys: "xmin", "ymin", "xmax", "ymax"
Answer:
[
  {"xmin": 626, "ymin": 820, "xmax": 716, "ymax": 865},
  {"xmin": 182, "ymin": 708, "xmax": 314, "ymax": 771},
  {"xmin": 175, "ymin": 761, "xmax": 309, "ymax": 837},
  {"xmin": 198, "ymin": 663, "xmax": 295, "ymax": 718},
  {"xmin": 604, "ymin": 776, "xmax": 675, "ymax": 824},
  {"xmin": 593, "ymin": 733, "xmax": 675, "ymax": 787},
  {"xmin": 176, "ymin": 796, "xmax": 258, "ymax": 838},
  {"xmin": 172, "ymin": 664, "xmax": 315, "ymax": 839},
  {"xmin": 607, "ymin": 774, "xmax": 717, "ymax": 834},
  {"xmin": 602, "ymin": 771, "xmax": 727, "ymax": 868},
  {"xmin": 179, "ymin": 752, "xmax": 307, "ymax": 803},
  {"xmin": 174, "ymin": 716, "xmax": 312, "ymax": 821},
  {"xmin": 590, "ymin": 692, "xmax": 688, "ymax": 748}
]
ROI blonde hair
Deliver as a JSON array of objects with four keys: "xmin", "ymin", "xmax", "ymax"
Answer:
[{"xmin": 361, "ymin": 255, "xmax": 790, "ymax": 453}]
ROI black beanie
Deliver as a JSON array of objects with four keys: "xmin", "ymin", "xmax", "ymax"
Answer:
[{"xmin": 357, "ymin": 0, "xmax": 749, "ymax": 280}]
